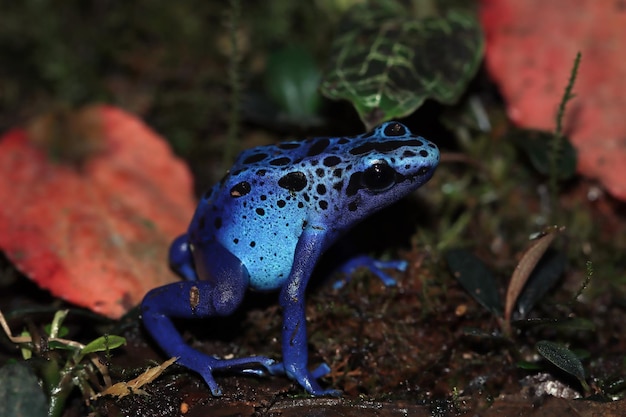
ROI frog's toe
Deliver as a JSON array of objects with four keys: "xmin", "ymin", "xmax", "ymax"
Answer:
[
  {"xmin": 311, "ymin": 387, "xmax": 342, "ymax": 397},
  {"xmin": 266, "ymin": 361, "xmax": 329, "ymax": 379},
  {"xmin": 174, "ymin": 354, "xmax": 224, "ymax": 396},
  {"xmin": 269, "ymin": 362, "xmax": 338, "ymax": 395},
  {"xmin": 311, "ymin": 362, "xmax": 332, "ymax": 379},
  {"xmin": 374, "ymin": 259, "xmax": 408, "ymax": 272},
  {"xmin": 281, "ymin": 365, "xmax": 340, "ymax": 396},
  {"xmin": 241, "ymin": 368, "xmax": 268, "ymax": 377},
  {"xmin": 197, "ymin": 369, "xmax": 223, "ymax": 396},
  {"xmin": 193, "ymin": 356, "xmax": 277, "ymax": 393},
  {"xmin": 369, "ymin": 269, "xmax": 398, "ymax": 287},
  {"xmin": 334, "ymin": 255, "xmax": 406, "ymax": 289},
  {"xmin": 298, "ymin": 374, "xmax": 341, "ymax": 396},
  {"xmin": 266, "ymin": 361, "xmax": 286, "ymax": 375},
  {"xmin": 240, "ymin": 357, "xmax": 277, "ymax": 376}
]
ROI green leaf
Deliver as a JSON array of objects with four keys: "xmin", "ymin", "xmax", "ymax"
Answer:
[
  {"xmin": 20, "ymin": 330, "xmax": 32, "ymax": 360},
  {"xmin": 536, "ymin": 340, "xmax": 587, "ymax": 385},
  {"xmin": 48, "ymin": 309, "xmax": 69, "ymax": 338},
  {"xmin": 44, "ymin": 324, "xmax": 69, "ymax": 339},
  {"xmin": 512, "ymin": 129, "xmax": 577, "ymax": 180},
  {"xmin": 80, "ymin": 335, "xmax": 126, "ymax": 355},
  {"xmin": 265, "ymin": 45, "xmax": 323, "ymax": 126},
  {"xmin": 446, "ymin": 248, "xmax": 502, "ymax": 316},
  {"xmin": 320, "ymin": 3, "xmax": 484, "ymax": 129},
  {"xmin": 47, "ymin": 341, "xmax": 79, "ymax": 351},
  {"xmin": 0, "ymin": 362, "xmax": 48, "ymax": 417}
]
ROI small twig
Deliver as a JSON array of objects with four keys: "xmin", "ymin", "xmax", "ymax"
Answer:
[
  {"xmin": 568, "ymin": 260, "xmax": 593, "ymax": 306},
  {"xmin": 225, "ymin": 0, "xmax": 242, "ymax": 166},
  {"xmin": 0, "ymin": 309, "xmax": 85, "ymax": 349}
]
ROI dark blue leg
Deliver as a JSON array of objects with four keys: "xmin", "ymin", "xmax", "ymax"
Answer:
[
  {"xmin": 333, "ymin": 255, "xmax": 408, "ymax": 289},
  {"xmin": 268, "ymin": 229, "xmax": 341, "ymax": 396},
  {"xmin": 141, "ymin": 241, "xmax": 275, "ymax": 396}
]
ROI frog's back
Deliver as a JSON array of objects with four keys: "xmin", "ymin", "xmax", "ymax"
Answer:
[{"xmin": 188, "ymin": 122, "xmax": 439, "ymax": 291}]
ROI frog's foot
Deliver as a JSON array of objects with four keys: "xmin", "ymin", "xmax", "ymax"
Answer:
[
  {"xmin": 266, "ymin": 362, "xmax": 331, "ymax": 378},
  {"xmin": 333, "ymin": 255, "xmax": 408, "ymax": 289},
  {"xmin": 181, "ymin": 354, "xmax": 276, "ymax": 396},
  {"xmin": 265, "ymin": 362, "xmax": 340, "ymax": 396}
]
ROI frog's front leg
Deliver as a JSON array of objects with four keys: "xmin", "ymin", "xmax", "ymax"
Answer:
[
  {"xmin": 141, "ymin": 241, "xmax": 275, "ymax": 396},
  {"xmin": 270, "ymin": 229, "xmax": 342, "ymax": 396}
]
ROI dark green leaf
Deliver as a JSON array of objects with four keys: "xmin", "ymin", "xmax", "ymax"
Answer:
[
  {"xmin": 536, "ymin": 340, "xmax": 586, "ymax": 382},
  {"xmin": 512, "ymin": 317, "xmax": 596, "ymax": 332},
  {"xmin": 570, "ymin": 349, "xmax": 591, "ymax": 361},
  {"xmin": 446, "ymin": 248, "xmax": 502, "ymax": 316},
  {"xmin": 320, "ymin": 3, "xmax": 484, "ymax": 129},
  {"xmin": 512, "ymin": 129, "xmax": 577, "ymax": 180},
  {"xmin": 515, "ymin": 248, "xmax": 567, "ymax": 318},
  {"xmin": 602, "ymin": 376, "xmax": 626, "ymax": 395},
  {"xmin": 0, "ymin": 362, "xmax": 48, "ymax": 417},
  {"xmin": 264, "ymin": 45, "xmax": 322, "ymax": 126},
  {"xmin": 461, "ymin": 327, "xmax": 505, "ymax": 341},
  {"xmin": 555, "ymin": 319, "xmax": 595, "ymax": 332}
]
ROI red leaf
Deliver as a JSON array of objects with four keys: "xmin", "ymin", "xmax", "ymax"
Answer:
[
  {"xmin": 0, "ymin": 105, "xmax": 195, "ymax": 319},
  {"xmin": 481, "ymin": 0, "xmax": 626, "ymax": 201}
]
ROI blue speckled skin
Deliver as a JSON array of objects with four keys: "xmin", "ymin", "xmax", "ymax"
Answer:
[{"xmin": 141, "ymin": 121, "xmax": 439, "ymax": 396}]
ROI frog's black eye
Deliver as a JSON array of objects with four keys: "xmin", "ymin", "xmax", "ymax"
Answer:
[
  {"xmin": 361, "ymin": 161, "xmax": 396, "ymax": 192},
  {"xmin": 383, "ymin": 122, "xmax": 406, "ymax": 137}
]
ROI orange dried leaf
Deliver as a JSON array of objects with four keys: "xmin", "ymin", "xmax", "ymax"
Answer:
[
  {"xmin": 481, "ymin": 0, "xmax": 626, "ymax": 200},
  {"xmin": 0, "ymin": 105, "xmax": 195, "ymax": 319}
]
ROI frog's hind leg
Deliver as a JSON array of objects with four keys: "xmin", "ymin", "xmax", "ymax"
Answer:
[{"xmin": 141, "ymin": 242, "xmax": 275, "ymax": 396}]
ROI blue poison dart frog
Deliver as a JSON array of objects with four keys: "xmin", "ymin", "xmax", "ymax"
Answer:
[{"xmin": 141, "ymin": 121, "xmax": 439, "ymax": 396}]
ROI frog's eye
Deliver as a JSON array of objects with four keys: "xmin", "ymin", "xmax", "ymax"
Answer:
[{"xmin": 361, "ymin": 161, "xmax": 396, "ymax": 192}]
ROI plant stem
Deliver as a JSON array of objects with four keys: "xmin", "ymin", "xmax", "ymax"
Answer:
[
  {"xmin": 549, "ymin": 52, "xmax": 581, "ymax": 220},
  {"xmin": 225, "ymin": 0, "xmax": 241, "ymax": 167}
]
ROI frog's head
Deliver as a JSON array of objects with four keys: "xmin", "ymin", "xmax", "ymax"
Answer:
[
  {"xmin": 336, "ymin": 121, "xmax": 439, "ymax": 225},
  {"xmin": 216, "ymin": 121, "xmax": 438, "ymax": 238}
]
